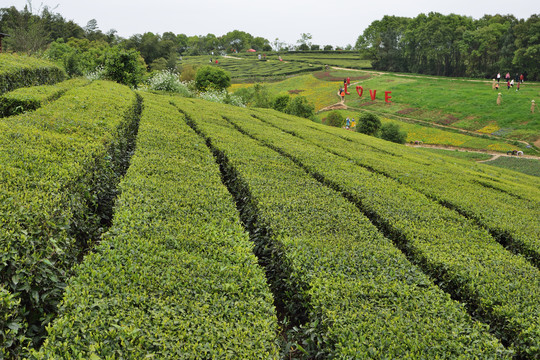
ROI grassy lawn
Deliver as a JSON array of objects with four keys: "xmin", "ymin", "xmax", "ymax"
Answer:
[
  {"xmin": 485, "ymin": 157, "xmax": 540, "ymax": 177},
  {"xmin": 313, "ymin": 109, "xmax": 525, "ymax": 153},
  {"xmin": 229, "ymin": 61, "xmax": 539, "ymax": 153},
  {"xmin": 344, "ymin": 72, "xmax": 540, "ymax": 143},
  {"xmin": 413, "ymin": 148, "xmax": 494, "ymax": 162}
]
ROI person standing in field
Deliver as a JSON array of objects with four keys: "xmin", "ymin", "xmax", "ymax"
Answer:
[
  {"xmin": 520, "ymin": 74, "xmax": 524, "ymax": 83},
  {"xmin": 505, "ymin": 72, "xmax": 511, "ymax": 81},
  {"xmin": 497, "ymin": 72, "xmax": 501, "ymax": 83}
]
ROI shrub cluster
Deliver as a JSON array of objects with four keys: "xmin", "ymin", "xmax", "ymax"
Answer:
[
  {"xmin": 195, "ymin": 65, "xmax": 231, "ymax": 91},
  {"xmin": 145, "ymin": 69, "xmax": 192, "ymax": 96}
]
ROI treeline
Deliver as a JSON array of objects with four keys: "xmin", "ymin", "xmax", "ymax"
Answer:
[
  {"xmin": 356, "ymin": 13, "xmax": 540, "ymax": 80},
  {"xmin": 0, "ymin": 5, "xmax": 272, "ymax": 74}
]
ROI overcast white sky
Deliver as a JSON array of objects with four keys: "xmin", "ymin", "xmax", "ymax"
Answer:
[{"xmin": 4, "ymin": 0, "xmax": 537, "ymax": 47}]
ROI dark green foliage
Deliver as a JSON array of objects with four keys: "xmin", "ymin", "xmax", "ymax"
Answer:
[
  {"xmin": 357, "ymin": 13, "xmax": 540, "ymax": 80},
  {"xmin": 272, "ymin": 94, "xmax": 290, "ymax": 112},
  {"xmin": 325, "ymin": 110, "xmax": 344, "ymax": 127},
  {"xmin": 380, "ymin": 122, "xmax": 407, "ymax": 143},
  {"xmin": 0, "ymin": 81, "xmax": 141, "ymax": 356},
  {"xmin": 284, "ymin": 96, "xmax": 314, "ymax": 119},
  {"xmin": 356, "ymin": 112, "xmax": 381, "ymax": 136},
  {"xmin": 195, "ymin": 65, "xmax": 231, "ymax": 92},
  {"xmin": 103, "ymin": 47, "xmax": 146, "ymax": 88}
]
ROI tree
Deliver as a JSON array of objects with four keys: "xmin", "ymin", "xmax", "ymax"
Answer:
[
  {"xmin": 272, "ymin": 94, "xmax": 290, "ymax": 112},
  {"xmin": 325, "ymin": 111, "xmax": 344, "ymax": 127},
  {"xmin": 272, "ymin": 38, "xmax": 285, "ymax": 51},
  {"xmin": 195, "ymin": 65, "xmax": 231, "ymax": 91},
  {"xmin": 284, "ymin": 96, "xmax": 314, "ymax": 119},
  {"xmin": 222, "ymin": 30, "xmax": 252, "ymax": 52},
  {"xmin": 84, "ymin": 19, "xmax": 98, "ymax": 34},
  {"xmin": 356, "ymin": 112, "xmax": 381, "ymax": 136},
  {"xmin": 297, "ymin": 33, "xmax": 313, "ymax": 48},
  {"xmin": 103, "ymin": 47, "xmax": 146, "ymax": 87},
  {"xmin": 3, "ymin": 4, "xmax": 50, "ymax": 53},
  {"xmin": 380, "ymin": 123, "xmax": 407, "ymax": 143}
]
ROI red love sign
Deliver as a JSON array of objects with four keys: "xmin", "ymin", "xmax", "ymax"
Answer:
[{"xmin": 354, "ymin": 85, "xmax": 392, "ymax": 103}]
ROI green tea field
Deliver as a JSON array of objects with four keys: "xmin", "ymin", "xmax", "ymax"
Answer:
[{"xmin": 1, "ymin": 77, "xmax": 539, "ymax": 359}]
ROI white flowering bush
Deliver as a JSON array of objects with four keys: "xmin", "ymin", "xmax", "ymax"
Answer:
[
  {"xmin": 146, "ymin": 70, "xmax": 192, "ymax": 96},
  {"xmin": 85, "ymin": 65, "xmax": 105, "ymax": 81},
  {"xmin": 198, "ymin": 89, "xmax": 245, "ymax": 107}
]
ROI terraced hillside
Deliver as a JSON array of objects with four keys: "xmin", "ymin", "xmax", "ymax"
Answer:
[{"xmin": 1, "ymin": 84, "xmax": 539, "ymax": 359}]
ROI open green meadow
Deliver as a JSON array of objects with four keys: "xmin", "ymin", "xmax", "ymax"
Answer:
[{"xmin": 343, "ymin": 71, "xmax": 540, "ymax": 143}]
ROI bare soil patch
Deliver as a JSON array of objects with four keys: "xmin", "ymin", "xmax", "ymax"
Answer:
[
  {"xmin": 288, "ymin": 89, "xmax": 305, "ymax": 94},
  {"xmin": 313, "ymin": 71, "xmax": 371, "ymax": 82}
]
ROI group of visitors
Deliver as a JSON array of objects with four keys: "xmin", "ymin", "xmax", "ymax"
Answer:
[
  {"xmin": 345, "ymin": 116, "xmax": 356, "ymax": 129},
  {"xmin": 495, "ymin": 72, "xmax": 525, "ymax": 91}
]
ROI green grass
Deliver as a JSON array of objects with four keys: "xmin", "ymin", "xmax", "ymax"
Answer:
[
  {"xmin": 314, "ymin": 109, "xmax": 525, "ymax": 153},
  {"xmin": 344, "ymin": 73, "xmax": 540, "ymax": 143},
  {"xmin": 413, "ymin": 148, "xmax": 493, "ymax": 161},
  {"xmin": 486, "ymin": 157, "xmax": 540, "ymax": 177},
  {"xmin": 226, "ymin": 58, "xmax": 539, "ymax": 153}
]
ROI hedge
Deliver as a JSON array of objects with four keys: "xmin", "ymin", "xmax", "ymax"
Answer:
[
  {"xmin": 35, "ymin": 93, "xmax": 279, "ymax": 359},
  {"xmin": 171, "ymin": 98, "xmax": 510, "ymax": 359},
  {"xmin": 0, "ymin": 80, "xmax": 140, "ymax": 356},
  {"xmin": 0, "ymin": 53, "xmax": 65, "ymax": 95},
  {"xmin": 0, "ymin": 78, "xmax": 89, "ymax": 117},
  {"xmin": 233, "ymin": 107, "xmax": 540, "ymax": 358},
  {"xmin": 252, "ymin": 109, "xmax": 540, "ymax": 267}
]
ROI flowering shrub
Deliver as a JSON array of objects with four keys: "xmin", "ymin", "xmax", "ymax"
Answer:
[
  {"xmin": 146, "ymin": 70, "xmax": 192, "ymax": 96},
  {"xmin": 85, "ymin": 65, "xmax": 105, "ymax": 81},
  {"xmin": 198, "ymin": 89, "xmax": 245, "ymax": 107}
]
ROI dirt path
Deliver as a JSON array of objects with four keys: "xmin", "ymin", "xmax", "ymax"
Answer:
[{"xmin": 407, "ymin": 144, "xmax": 540, "ymax": 161}]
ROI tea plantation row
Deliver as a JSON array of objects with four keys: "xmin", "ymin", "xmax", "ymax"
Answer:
[
  {"xmin": 0, "ymin": 54, "xmax": 65, "ymax": 95},
  {"xmin": 1, "ymin": 85, "xmax": 539, "ymax": 358},
  {"xmin": 0, "ymin": 81, "xmax": 141, "ymax": 357},
  {"xmin": 211, "ymin": 103, "xmax": 539, "ymax": 358}
]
